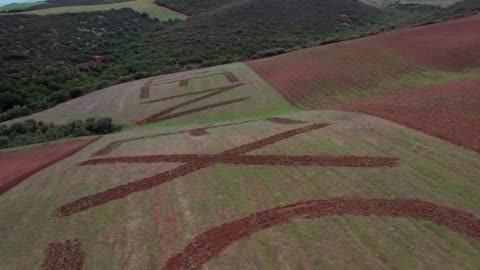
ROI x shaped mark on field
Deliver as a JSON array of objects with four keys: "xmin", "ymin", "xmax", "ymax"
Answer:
[
  {"xmin": 137, "ymin": 72, "xmax": 245, "ymax": 125},
  {"xmin": 54, "ymin": 123, "xmax": 399, "ymax": 218}
]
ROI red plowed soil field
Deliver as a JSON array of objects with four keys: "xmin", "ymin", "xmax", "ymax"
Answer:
[
  {"xmin": 337, "ymin": 78, "xmax": 480, "ymax": 153},
  {"xmin": 247, "ymin": 14, "xmax": 480, "ymax": 109},
  {"xmin": 0, "ymin": 137, "xmax": 99, "ymax": 196},
  {"xmin": 42, "ymin": 239, "xmax": 84, "ymax": 270}
]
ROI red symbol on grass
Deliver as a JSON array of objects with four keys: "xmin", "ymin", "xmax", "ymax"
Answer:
[
  {"xmin": 54, "ymin": 123, "xmax": 399, "ymax": 217},
  {"xmin": 162, "ymin": 198, "xmax": 480, "ymax": 270},
  {"xmin": 137, "ymin": 82, "xmax": 249, "ymax": 125}
]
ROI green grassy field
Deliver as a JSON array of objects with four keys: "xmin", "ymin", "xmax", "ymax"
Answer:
[
  {"xmin": 0, "ymin": 1, "xmax": 44, "ymax": 11},
  {"xmin": 1, "ymin": 110, "xmax": 479, "ymax": 269},
  {"xmin": 5, "ymin": 63, "xmax": 298, "ymax": 127},
  {"xmin": 22, "ymin": 0, "xmax": 187, "ymax": 20}
]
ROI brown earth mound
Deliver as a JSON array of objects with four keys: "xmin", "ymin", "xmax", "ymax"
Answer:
[
  {"xmin": 163, "ymin": 198, "xmax": 480, "ymax": 270},
  {"xmin": 337, "ymin": 78, "xmax": 480, "ymax": 153},
  {"xmin": 0, "ymin": 137, "xmax": 99, "ymax": 196}
]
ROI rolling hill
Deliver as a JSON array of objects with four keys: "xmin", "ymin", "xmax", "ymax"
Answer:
[{"xmin": 0, "ymin": 10, "xmax": 480, "ymax": 270}]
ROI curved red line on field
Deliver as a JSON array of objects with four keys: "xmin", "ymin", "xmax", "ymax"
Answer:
[{"xmin": 162, "ymin": 198, "xmax": 480, "ymax": 270}]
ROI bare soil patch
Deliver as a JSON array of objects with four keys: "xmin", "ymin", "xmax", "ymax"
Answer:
[
  {"xmin": 337, "ymin": 78, "xmax": 480, "ymax": 153},
  {"xmin": 0, "ymin": 137, "xmax": 99, "ymax": 196},
  {"xmin": 267, "ymin": 117, "xmax": 308, "ymax": 124},
  {"xmin": 42, "ymin": 239, "xmax": 84, "ymax": 270}
]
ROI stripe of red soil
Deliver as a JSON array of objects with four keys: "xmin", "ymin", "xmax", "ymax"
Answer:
[
  {"xmin": 137, "ymin": 97, "xmax": 251, "ymax": 125},
  {"xmin": 81, "ymin": 154, "xmax": 398, "ymax": 167},
  {"xmin": 162, "ymin": 198, "xmax": 480, "ymax": 270},
  {"xmin": 153, "ymin": 190, "xmax": 178, "ymax": 248},
  {"xmin": 141, "ymin": 83, "xmax": 244, "ymax": 104},
  {"xmin": 0, "ymin": 137, "xmax": 99, "ymax": 196},
  {"xmin": 267, "ymin": 117, "xmax": 308, "ymax": 124},
  {"xmin": 55, "ymin": 124, "xmax": 329, "ymax": 217},
  {"xmin": 224, "ymin": 72, "xmax": 239, "ymax": 83},
  {"xmin": 336, "ymin": 78, "xmax": 480, "ymax": 153},
  {"xmin": 140, "ymin": 79, "xmax": 154, "ymax": 99},
  {"xmin": 189, "ymin": 129, "xmax": 209, "ymax": 137},
  {"xmin": 151, "ymin": 73, "xmax": 225, "ymax": 86},
  {"xmin": 137, "ymin": 83, "xmax": 246, "ymax": 125},
  {"xmin": 42, "ymin": 239, "xmax": 84, "ymax": 270},
  {"xmin": 179, "ymin": 80, "xmax": 188, "ymax": 87}
]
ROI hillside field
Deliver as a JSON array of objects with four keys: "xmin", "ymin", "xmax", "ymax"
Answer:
[
  {"xmin": 21, "ymin": 0, "xmax": 187, "ymax": 20},
  {"xmin": 0, "ymin": 9, "xmax": 480, "ymax": 270},
  {"xmin": 1, "ymin": 110, "xmax": 480, "ymax": 269},
  {"xmin": 5, "ymin": 63, "xmax": 297, "ymax": 127}
]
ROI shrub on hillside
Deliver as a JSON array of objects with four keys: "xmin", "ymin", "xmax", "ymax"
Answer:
[{"xmin": 0, "ymin": 117, "xmax": 121, "ymax": 149}]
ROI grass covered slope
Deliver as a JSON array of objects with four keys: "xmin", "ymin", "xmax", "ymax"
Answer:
[
  {"xmin": 1, "ymin": 110, "xmax": 479, "ymax": 269},
  {"xmin": 0, "ymin": 1, "xmax": 44, "ymax": 12},
  {"xmin": 5, "ymin": 63, "xmax": 297, "ymax": 127},
  {"xmin": 23, "ymin": 0, "xmax": 188, "ymax": 20}
]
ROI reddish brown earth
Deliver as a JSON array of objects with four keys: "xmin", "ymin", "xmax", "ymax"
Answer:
[
  {"xmin": 162, "ymin": 198, "xmax": 480, "ymax": 270},
  {"xmin": 42, "ymin": 239, "xmax": 84, "ymax": 270},
  {"xmin": 55, "ymin": 124, "xmax": 398, "ymax": 217},
  {"xmin": 138, "ymin": 97, "xmax": 251, "ymax": 125},
  {"xmin": 140, "ymin": 83, "xmax": 244, "ymax": 105},
  {"xmin": 140, "ymin": 79, "xmax": 154, "ymax": 99},
  {"xmin": 377, "ymin": 14, "xmax": 480, "ymax": 70},
  {"xmin": 189, "ymin": 129, "xmax": 209, "ymax": 136},
  {"xmin": 337, "ymin": 78, "xmax": 480, "ymax": 153},
  {"xmin": 267, "ymin": 117, "xmax": 308, "ymax": 124},
  {"xmin": 224, "ymin": 72, "xmax": 239, "ymax": 83},
  {"xmin": 80, "ymin": 154, "xmax": 398, "ymax": 168},
  {"xmin": 0, "ymin": 137, "xmax": 99, "ymax": 196},
  {"xmin": 149, "ymin": 72, "xmax": 231, "ymax": 87},
  {"xmin": 179, "ymin": 79, "xmax": 188, "ymax": 87},
  {"xmin": 247, "ymin": 14, "xmax": 480, "ymax": 108},
  {"xmin": 137, "ymin": 83, "xmax": 248, "ymax": 125}
]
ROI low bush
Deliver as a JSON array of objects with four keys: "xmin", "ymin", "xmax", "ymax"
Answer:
[{"xmin": 0, "ymin": 117, "xmax": 121, "ymax": 149}]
